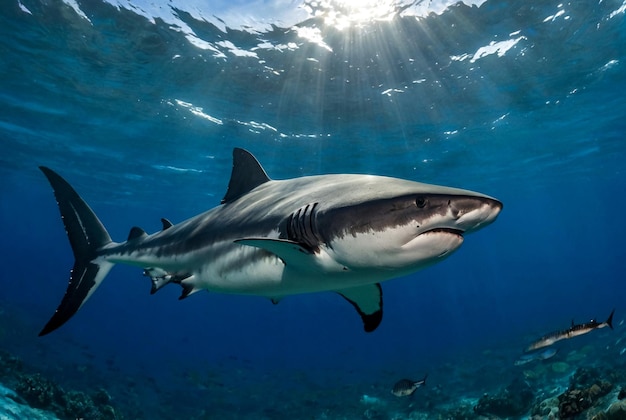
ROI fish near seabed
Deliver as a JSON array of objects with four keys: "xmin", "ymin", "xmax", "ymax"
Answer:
[
  {"xmin": 38, "ymin": 148, "xmax": 502, "ymax": 335},
  {"xmin": 392, "ymin": 374, "xmax": 428, "ymax": 397}
]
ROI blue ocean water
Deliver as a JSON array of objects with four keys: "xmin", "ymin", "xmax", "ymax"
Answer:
[{"xmin": 1, "ymin": 0, "xmax": 626, "ymax": 418}]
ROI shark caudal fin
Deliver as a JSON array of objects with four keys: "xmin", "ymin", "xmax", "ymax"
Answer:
[
  {"xmin": 39, "ymin": 167, "xmax": 114, "ymax": 336},
  {"xmin": 606, "ymin": 309, "xmax": 615, "ymax": 330}
]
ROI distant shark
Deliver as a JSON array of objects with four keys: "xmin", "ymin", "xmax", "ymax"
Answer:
[
  {"xmin": 525, "ymin": 309, "xmax": 615, "ymax": 352},
  {"xmin": 38, "ymin": 148, "xmax": 502, "ymax": 335}
]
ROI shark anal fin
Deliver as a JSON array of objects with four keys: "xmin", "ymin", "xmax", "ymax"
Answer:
[
  {"xmin": 235, "ymin": 238, "xmax": 313, "ymax": 266},
  {"xmin": 221, "ymin": 148, "xmax": 271, "ymax": 204},
  {"xmin": 337, "ymin": 284, "xmax": 383, "ymax": 333}
]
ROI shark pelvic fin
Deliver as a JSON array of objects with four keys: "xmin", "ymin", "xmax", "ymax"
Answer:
[
  {"xmin": 221, "ymin": 148, "xmax": 271, "ymax": 204},
  {"xmin": 179, "ymin": 276, "xmax": 201, "ymax": 300},
  {"xmin": 38, "ymin": 167, "xmax": 115, "ymax": 336},
  {"xmin": 336, "ymin": 284, "xmax": 383, "ymax": 333},
  {"xmin": 143, "ymin": 268, "xmax": 192, "ymax": 294}
]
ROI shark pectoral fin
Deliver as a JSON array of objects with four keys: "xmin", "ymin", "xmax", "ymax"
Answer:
[
  {"xmin": 336, "ymin": 284, "xmax": 383, "ymax": 333},
  {"xmin": 235, "ymin": 238, "xmax": 313, "ymax": 266}
]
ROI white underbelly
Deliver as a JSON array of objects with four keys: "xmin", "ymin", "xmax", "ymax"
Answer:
[{"xmin": 106, "ymin": 240, "xmax": 391, "ymax": 298}]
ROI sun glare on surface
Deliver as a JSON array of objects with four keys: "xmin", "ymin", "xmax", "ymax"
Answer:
[{"xmin": 304, "ymin": 0, "xmax": 404, "ymax": 30}]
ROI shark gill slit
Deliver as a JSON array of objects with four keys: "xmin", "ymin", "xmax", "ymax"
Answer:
[{"xmin": 287, "ymin": 203, "xmax": 321, "ymax": 253}]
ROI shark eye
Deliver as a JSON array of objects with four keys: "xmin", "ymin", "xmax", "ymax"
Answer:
[{"xmin": 415, "ymin": 197, "xmax": 427, "ymax": 208}]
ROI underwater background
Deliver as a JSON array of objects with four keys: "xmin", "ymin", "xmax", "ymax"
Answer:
[{"xmin": 1, "ymin": 0, "xmax": 626, "ymax": 418}]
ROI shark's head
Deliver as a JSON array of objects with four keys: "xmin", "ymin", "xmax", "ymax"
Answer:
[{"xmin": 301, "ymin": 178, "xmax": 503, "ymax": 275}]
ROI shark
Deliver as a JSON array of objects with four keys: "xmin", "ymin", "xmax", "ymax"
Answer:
[
  {"xmin": 525, "ymin": 309, "xmax": 615, "ymax": 352},
  {"xmin": 38, "ymin": 148, "xmax": 502, "ymax": 336}
]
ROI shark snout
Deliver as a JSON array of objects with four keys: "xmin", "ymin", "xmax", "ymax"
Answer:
[{"xmin": 451, "ymin": 196, "xmax": 502, "ymax": 233}]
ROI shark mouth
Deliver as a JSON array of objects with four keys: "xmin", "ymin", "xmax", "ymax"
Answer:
[
  {"xmin": 421, "ymin": 228, "xmax": 464, "ymax": 238},
  {"xmin": 404, "ymin": 227, "xmax": 465, "ymax": 258}
]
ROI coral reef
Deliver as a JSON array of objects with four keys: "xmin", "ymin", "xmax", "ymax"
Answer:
[
  {"xmin": 473, "ymin": 376, "xmax": 534, "ymax": 417},
  {"xmin": 605, "ymin": 400, "xmax": 626, "ymax": 420},
  {"xmin": 531, "ymin": 367, "xmax": 614, "ymax": 419},
  {"xmin": 0, "ymin": 382, "xmax": 57, "ymax": 419},
  {"xmin": 13, "ymin": 374, "xmax": 116, "ymax": 420},
  {"xmin": 15, "ymin": 373, "xmax": 64, "ymax": 409},
  {"xmin": 557, "ymin": 383, "xmax": 611, "ymax": 419},
  {"xmin": 530, "ymin": 396, "xmax": 559, "ymax": 419},
  {"xmin": 62, "ymin": 390, "xmax": 115, "ymax": 420},
  {"xmin": 569, "ymin": 367, "xmax": 607, "ymax": 390},
  {"xmin": 0, "ymin": 350, "xmax": 117, "ymax": 420},
  {"xmin": 561, "ymin": 367, "xmax": 613, "ymax": 419}
]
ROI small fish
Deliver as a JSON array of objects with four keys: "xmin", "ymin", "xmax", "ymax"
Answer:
[
  {"xmin": 525, "ymin": 309, "xmax": 615, "ymax": 352},
  {"xmin": 514, "ymin": 348, "xmax": 558, "ymax": 366},
  {"xmin": 391, "ymin": 374, "xmax": 428, "ymax": 397}
]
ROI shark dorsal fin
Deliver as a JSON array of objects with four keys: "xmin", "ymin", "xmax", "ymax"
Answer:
[
  {"xmin": 221, "ymin": 148, "xmax": 271, "ymax": 204},
  {"xmin": 127, "ymin": 226, "xmax": 147, "ymax": 241},
  {"xmin": 161, "ymin": 218, "xmax": 173, "ymax": 230}
]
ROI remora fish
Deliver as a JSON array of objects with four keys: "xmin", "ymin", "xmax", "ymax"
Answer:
[
  {"xmin": 38, "ymin": 148, "xmax": 502, "ymax": 335},
  {"xmin": 525, "ymin": 309, "xmax": 615, "ymax": 352},
  {"xmin": 392, "ymin": 374, "xmax": 428, "ymax": 397}
]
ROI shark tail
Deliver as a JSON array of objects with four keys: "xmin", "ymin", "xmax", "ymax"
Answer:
[
  {"xmin": 39, "ymin": 167, "xmax": 114, "ymax": 336},
  {"xmin": 606, "ymin": 309, "xmax": 615, "ymax": 330}
]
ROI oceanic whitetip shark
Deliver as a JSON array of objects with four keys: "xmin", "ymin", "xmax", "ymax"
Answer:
[{"xmin": 38, "ymin": 148, "xmax": 502, "ymax": 335}]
